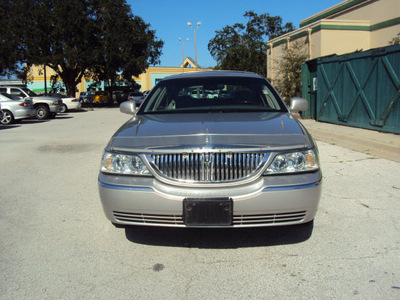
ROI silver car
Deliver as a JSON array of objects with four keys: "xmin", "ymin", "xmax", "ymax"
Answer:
[
  {"xmin": 0, "ymin": 94, "xmax": 35, "ymax": 125},
  {"xmin": 98, "ymin": 71, "xmax": 322, "ymax": 228},
  {"xmin": 127, "ymin": 92, "xmax": 145, "ymax": 106}
]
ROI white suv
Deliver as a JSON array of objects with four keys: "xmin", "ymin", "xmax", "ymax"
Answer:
[{"xmin": 0, "ymin": 87, "xmax": 63, "ymax": 120}]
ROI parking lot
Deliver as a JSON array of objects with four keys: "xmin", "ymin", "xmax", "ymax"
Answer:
[{"xmin": 1, "ymin": 108, "xmax": 400, "ymax": 299}]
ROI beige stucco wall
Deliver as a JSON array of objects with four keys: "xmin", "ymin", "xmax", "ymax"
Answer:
[
  {"xmin": 320, "ymin": 21, "xmax": 371, "ymax": 56},
  {"xmin": 266, "ymin": 0, "xmax": 400, "ymax": 80},
  {"xmin": 138, "ymin": 66, "xmax": 203, "ymax": 91},
  {"xmin": 328, "ymin": 0, "xmax": 399, "ymax": 24},
  {"xmin": 371, "ymin": 25, "xmax": 400, "ymax": 47},
  {"xmin": 311, "ymin": 30, "xmax": 322, "ymax": 58}
]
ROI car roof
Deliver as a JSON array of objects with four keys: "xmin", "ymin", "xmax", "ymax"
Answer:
[{"xmin": 161, "ymin": 70, "xmax": 265, "ymax": 81}]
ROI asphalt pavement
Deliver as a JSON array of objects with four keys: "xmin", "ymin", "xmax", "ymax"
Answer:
[{"xmin": 1, "ymin": 108, "xmax": 399, "ymax": 299}]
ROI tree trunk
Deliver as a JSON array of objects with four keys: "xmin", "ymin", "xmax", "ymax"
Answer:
[{"xmin": 49, "ymin": 65, "xmax": 84, "ymax": 97}]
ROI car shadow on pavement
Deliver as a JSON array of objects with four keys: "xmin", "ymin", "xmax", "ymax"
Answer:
[
  {"xmin": 124, "ymin": 222, "xmax": 314, "ymax": 248},
  {"xmin": 52, "ymin": 115, "xmax": 73, "ymax": 120},
  {"xmin": 0, "ymin": 124, "xmax": 21, "ymax": 130},
  {"xmin": 19, "ymin": 119, "xmax": 49, "ymax": 124},
  {"xmin": 67, "ymin": 109, "xmax": 88, "ymax": 113}
]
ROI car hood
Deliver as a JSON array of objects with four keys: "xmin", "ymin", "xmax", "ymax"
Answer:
[{"xmin": 109, "ymin": 112, "xmax": 311, "ymax": 152}]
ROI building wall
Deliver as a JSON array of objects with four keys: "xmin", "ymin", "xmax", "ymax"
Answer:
[
  {"xmin": 319, "ymin": 20, "xmax": 371, "ymax": 55},
  {"xmin": 325, "ymin": 0, "xmax": 399, "ymax": 24},
  {"xmin": 267, "ymin": 0, "xmax": 400, "ymax": 83},
  {"xmin": 371, "ymin": 24, "xmax": 400, "ymax": 47}
]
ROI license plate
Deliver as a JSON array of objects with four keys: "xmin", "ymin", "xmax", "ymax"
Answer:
[{"xmin": 183, "ymin": 198, "xmax": 233, "ymax": 226}]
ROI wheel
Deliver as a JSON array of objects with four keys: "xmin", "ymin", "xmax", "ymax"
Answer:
[
  {"xmin": 1, "ymin": 110, "xmax": 14, "ymax": 125},
  {"xmin": 35, "ymin": 105, "xmax": 50, "ymax": 120},
  {"xmin": 59, "ymin": 104, "xmax": 68, "ymax": 113}
]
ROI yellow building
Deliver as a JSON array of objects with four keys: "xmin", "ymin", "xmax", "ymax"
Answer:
[
  {"xmin": 28, "ymin": 57, "xmax": 210, "ymax": 97},
  {"xmin": 267, "ymin": 0, "xmax": 400, "ymax": 83}
]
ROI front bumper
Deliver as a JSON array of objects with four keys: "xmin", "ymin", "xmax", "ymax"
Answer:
[
  {"xmin": 50, "ymin": 104, "xmax": 63, "ymax": 113},
  {"xmin": 98, "ymin": 171, "xmax": 322, "ymax": 228}
]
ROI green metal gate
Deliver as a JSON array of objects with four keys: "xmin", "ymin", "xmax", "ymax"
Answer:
[{"xmin": 302, "ymin": 45, "xmax": 400, "ymax": 134}]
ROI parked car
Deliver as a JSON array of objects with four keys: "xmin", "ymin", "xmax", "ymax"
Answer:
[
  {"xmin": 0, "ymin": 93, "xmax": 35, "ymax": 125},
  {"xmin": 112, "ymin": 91, "xmax": 122, "ymax": 102},
  {"xmin": 0, "ymin": 102, "xmax": 3, "ymax": 121},
  {"xmin": 189, "ymin": 88, "xmax": 205, "ymax": 99},
  {"xmin": 0, "ymin": 86, "xmax": 62, "ymax": 120},
  {"xmin": 98, "ymin": 71, "xmax": 322, "ymax": 228},
  {"xmin": 92, "ymin": 91, "xmax": 109, "ymax": 104},
  {"xmin": 127, "ymin": 92, "xmax": 145, "ymax": 106},
  {"xmin": 79, "ymin": 91, "xmax": 94, "ymax": 105},
  {"xmin": 116, "ymin": 89, "xmax": 136, "ymax": 104},
  {"xmin": 43, "ymin": 93, "xmax": 81, "ymax": 112}
]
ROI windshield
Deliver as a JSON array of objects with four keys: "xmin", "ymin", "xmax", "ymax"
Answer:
[
  {"xmin": 140, "ymin": 76, "xmax": 287, "ymax": 114},
  {"xmin": 22, "ymin": 88, "xmax": 38, "ymax": 97}
]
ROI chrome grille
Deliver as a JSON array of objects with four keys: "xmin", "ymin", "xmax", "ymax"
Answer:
[
  {"xmin": 148, "ymin": 152, "xmax": 268, "ymax": 182},
  {"xmin": 233, "ymin": 211, "xmax": 306, "ymax": 225},
  {"xmin": 113, "ymin": 211, "xmax": 184, "ymax": 225}
]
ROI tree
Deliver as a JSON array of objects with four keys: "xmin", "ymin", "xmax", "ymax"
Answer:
[
  {"xmin": 88, "ymin": 0, "xmax": 163, "ymax": 88},
  {"xmin": 389, "ymin": 35, "xmax": 400, "ymax": 45},
  {"xmin": 208, "ymin": 11, "xmax": 294, "ymax": 78},
  {"xmin": 0, "ymin": 0, "xmax": 26, "ymax": 77},
  {"xmin": 0, "ymin": 0, "xmax": 163, "ymax": 96},
  {"xmin": 274, "ymin": 41, "xmax": 308, "ymax": 104}
]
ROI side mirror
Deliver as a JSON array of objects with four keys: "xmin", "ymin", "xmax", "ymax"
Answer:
[
  {"xmin": 120, "ymin": 100, "xmax": 138, "ymax": 115},
  {"xmin": 290, "ymin": 97, "xmax": 308, "ymax": 112}
]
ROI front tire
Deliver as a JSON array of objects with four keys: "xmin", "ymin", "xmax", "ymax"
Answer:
[
  {"xmin": 36, "ymin": 105, "xmax": 50, "ymax": 120},
  {"xmin": 1, "ymin": 110, "xmax": 14, "ymax": 125}
]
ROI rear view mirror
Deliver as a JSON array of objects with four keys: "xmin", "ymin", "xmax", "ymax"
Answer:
[
  {"xmin": 120, "ymin": 100, "xmax": 138, "ymax": 115},
  {"xmin": 290, "ymin": 97, "xmax": 308, "ymax": 112}
]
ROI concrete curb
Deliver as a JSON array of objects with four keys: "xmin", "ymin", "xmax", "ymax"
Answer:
[{"xmin": 299, "ymin": 119, "xmax": 400, "ymax": 162}]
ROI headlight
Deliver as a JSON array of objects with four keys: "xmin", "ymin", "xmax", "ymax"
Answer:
[
  {"xmin": 101, "ymin": 151, "xmax": 151, "ymax": 175},
  {"xmin": 264, "ymin": 150, "xmax": 319, "ymax": 174}
]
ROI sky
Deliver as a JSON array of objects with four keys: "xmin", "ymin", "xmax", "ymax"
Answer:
[{"xmin": 127, "ymin": 0, "xmax": 344, "ymax": 68}]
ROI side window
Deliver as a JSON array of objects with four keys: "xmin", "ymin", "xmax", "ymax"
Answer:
[
  {"xmin": 0, "ymin": 88, "xmax": 6, "ymax": 94},
  {"xmin": 143, "ymin": 86, "xmax": 168, "ymax": 112},
  {"xmin": 261, "ymin": 85, "xmax": 281, "ymax": 109},
  {"xmin": 10, "ymin": 88, "xmax": 25, "ymax": 98}
]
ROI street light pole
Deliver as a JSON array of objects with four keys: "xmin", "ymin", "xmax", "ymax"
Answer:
[
  {"xmin": 187, "ymin": 21, "xmax": 201, "ymax": 70},
  {"xmin": 178, "ymin": 37, "xmax": 189, "ymax": 73}
]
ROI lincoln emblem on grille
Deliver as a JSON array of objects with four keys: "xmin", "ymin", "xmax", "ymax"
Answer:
[{"xmin": 203, "ymin": 153, "xmax": 212, "ymax": 181}]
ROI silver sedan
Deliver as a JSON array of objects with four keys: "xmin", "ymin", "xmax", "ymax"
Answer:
[
  {"xmin": 0, "ymin": 94, "xmax": 35, "ymax": 125},
  {"xmin": 98, "ymin": 71, "xmax": 322, "ymax": 228}
]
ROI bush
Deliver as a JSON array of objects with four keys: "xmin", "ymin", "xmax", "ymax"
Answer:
[{"xmin": 275, "ymin": 41, "xmax": 308, "ymax": 104}]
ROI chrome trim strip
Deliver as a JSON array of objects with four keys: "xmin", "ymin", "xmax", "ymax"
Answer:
[
  {"xmin": 262, "ymin": 180, "xmax": 321, "ymax": 192},
  {"xmin": 98, "ymin": 180, "xmax": 153, "ymax": 191}
]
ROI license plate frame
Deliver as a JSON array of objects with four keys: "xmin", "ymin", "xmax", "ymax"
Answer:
[{"xmin": 183, "ymin": 198, "xmax": 233, "ymax": 226}]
